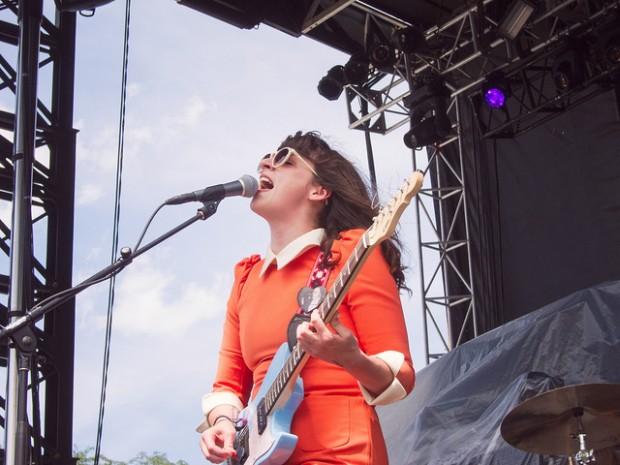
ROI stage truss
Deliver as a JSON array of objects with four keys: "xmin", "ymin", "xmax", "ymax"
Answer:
[
  {"xmin": 318, "ymin": 0, "xmax": 620, "ymax": 362},
  {"xmin": 0, "ymin": 2, "xmax": 77, "ymax": 464}
]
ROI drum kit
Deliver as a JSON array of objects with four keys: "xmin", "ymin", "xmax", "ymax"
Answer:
[{"xmin": 501, "ymin": 383, "xmax": 620, "ymax": 465}]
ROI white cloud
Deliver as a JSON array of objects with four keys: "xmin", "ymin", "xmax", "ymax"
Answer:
[
  {"xmin": 0, "ymin": 127, "xmax": 12, "ymax": 143},
  {"xmin": 127, "ymin": 82, "xmax": 141, "ymax": 98},
  {"xmin": 0, "ymin": 200, "xmax": 11, "ymax": 226},
  {"xmin": 78, "ymin": 183, "xmax": 104, "ymax": 205},
  {"xmin": 125, "ymin": 124, "xmax": 154, "ymax": 147},
  {"xmin": 180, "ymin": 96, "xmax": 209, "ymax": 128},
  {"xmin": 76, "ymin": 125, "xmax": 118, "ymax": 174},
  {"xmin": 111, "ymin": 257, "xmax": 229, "ymax": 335}
]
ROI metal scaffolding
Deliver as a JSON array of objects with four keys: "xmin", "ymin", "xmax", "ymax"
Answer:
[
  {"xmin": 412, "ymin": 98, "xmax": 477, "ymax": 364},
  {"xmin": 0, "ymin": 1, "xmax": 77, "ymax": 464},
  {"xmin": 324, "ymin": 0, "xmax": 620, "ymax": 362}
]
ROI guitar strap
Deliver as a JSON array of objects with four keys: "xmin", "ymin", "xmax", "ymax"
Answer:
[{"xmin": 286, "ymin": 251, "xmax": 331, "ymax": 351}]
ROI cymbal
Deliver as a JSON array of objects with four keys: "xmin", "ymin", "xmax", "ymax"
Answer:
[{"xmin": 501, "ymin": 383, "xmax": 620, "ymax": 456}]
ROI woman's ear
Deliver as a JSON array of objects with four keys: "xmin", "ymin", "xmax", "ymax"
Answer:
[{"xmin": 309, "ymin": 184, "xmax": 332, "ymax": 202}]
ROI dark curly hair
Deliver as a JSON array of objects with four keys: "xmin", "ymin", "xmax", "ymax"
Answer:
[{"xmin": 278, "ymin": 131, "xmax": 407, "ymax": 290}]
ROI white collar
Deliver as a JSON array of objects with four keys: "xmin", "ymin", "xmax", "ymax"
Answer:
[{"xmin": 259, "ymin": 228, "xmax": 325, "ymax": 277}]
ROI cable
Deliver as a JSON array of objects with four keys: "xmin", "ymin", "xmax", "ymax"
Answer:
[
  {"xmin": 94, "ymin": 1, "xmax": 131, "ymax": 463},
  {"xmin": 133, "ymin": 202, "xmax": 166, "ymax": 251},
  {"xmin": 29, "ymin": 267, "xmax": 124, "ymax": 316}
]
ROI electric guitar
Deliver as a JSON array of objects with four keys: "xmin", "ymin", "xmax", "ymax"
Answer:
[{"xmin": 229, "ymin": 171, "xmax": 424, "ymax": 465}]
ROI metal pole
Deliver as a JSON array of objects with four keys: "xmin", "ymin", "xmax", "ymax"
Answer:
[
  {"xmin": 455, "ymin": 95, "xmax": 478, "ymax": 339},
  {"xmin": 411, "ymin": 148, "xmax": 430, "ymax": 365},
  {"xmin": 363, "ymin": 130, "xmax": 377, "ymax": 194},
  {"xmin": 43, "ymin": 7, "xmax": 78, "ymax": 464},
  {"xmin": 358, "ymin": 98, "xmax": 378, "ymax": 193},
  {"xmin": 5, "ymin": 2, "xmax": 43, "ymax": 465}
]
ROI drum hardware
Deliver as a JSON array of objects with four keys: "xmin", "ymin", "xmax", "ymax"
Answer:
[{"xmin": 501, "ymin": 383, "xmax": 620, "ymax": 464}]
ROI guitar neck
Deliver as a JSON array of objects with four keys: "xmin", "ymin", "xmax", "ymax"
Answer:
[{"xmin": 262, "ymin": 232, "xmax": 375, "ymax": 415}]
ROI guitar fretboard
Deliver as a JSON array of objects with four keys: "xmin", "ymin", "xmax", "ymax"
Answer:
[{"xmin": 262, "ymin": 232, "xmax": 372, "ymax": 414}]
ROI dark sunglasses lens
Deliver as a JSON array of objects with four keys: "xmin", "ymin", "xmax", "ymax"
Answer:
[{"xmin": 273, "ymin": 148, "xmax": 290, "ymax": 166}]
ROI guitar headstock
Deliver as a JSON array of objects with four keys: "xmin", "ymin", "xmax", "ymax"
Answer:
[{"xmin": 366, "ymin": 171, "xmax": 424, "ymax": 246}]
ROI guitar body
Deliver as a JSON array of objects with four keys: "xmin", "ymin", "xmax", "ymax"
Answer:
[{"xmin": 232, "ymin": 343, "xmax": 304, "ymax": 465}]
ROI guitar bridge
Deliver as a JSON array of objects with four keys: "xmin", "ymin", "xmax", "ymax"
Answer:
[{"xmin": 256, "ymin": 399, "xmax": 267, "ymax": 435}]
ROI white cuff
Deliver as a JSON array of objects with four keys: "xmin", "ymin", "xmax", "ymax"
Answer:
[
  {"xmin": 196, "ymin": 391, "xmax": 244, "ymax": 433},
  {"xmin": 358, "ymin": 350, "xmax": 407, "ymax": 406}
]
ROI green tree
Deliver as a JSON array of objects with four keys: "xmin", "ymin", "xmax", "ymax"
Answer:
[{"xmin": 74, "ymin": 447, "xmax": 189, "ymax": 465}]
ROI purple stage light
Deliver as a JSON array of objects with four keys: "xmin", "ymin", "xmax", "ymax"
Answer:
[{"xmin": 485, "ymin": 88, "xmax": 506, "ymax": 108}]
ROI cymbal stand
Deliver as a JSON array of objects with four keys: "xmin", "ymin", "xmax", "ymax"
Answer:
[{"xmin": 573, "ymin": 408, "xmax": 595, "ymax": 465}]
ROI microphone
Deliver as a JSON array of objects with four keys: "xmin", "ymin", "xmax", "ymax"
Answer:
[{"xmin": 165, "ymin": 175, "xmax": 259, "ymax": 205}]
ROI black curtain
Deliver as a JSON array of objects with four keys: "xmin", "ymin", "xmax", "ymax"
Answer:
[{"xmin": 451, "ymin": 88, "xmax": 620, "ymax": 341}]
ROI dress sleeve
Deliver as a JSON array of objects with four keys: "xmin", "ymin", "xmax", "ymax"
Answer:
[
  {"xmin": 197, "ymin": 255, "xmax": 259, "ymax": 431},
  {"xmin": 338, "ymin": 232, "xmax": 415, "ymax": 405}
]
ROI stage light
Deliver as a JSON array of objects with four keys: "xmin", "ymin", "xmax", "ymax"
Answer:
[
  {"xmin": 482, "ymin": 73, "xmax": 511, "ymax": 109},
  {"xmin": 403, "ymin": 77, "xmax": 451, "ymax": 149},
  {"xmin": 553, "ymin": 61, "xmax": 573, "ymax": 91},
  {"xmin": 369, "ymin": 42, "xmax": 396, "ymax": 69},
  {"xmin": 393, "ymin": 26, "xmax": 427, "ymax": 53},
  {"xmin": 484, "ymin": 88, "xmax": 506, "ymax": 108},
  {"xmin": 60, "ymin": 0, "xmax": 115, "ymax": 11},
  {"xmin": 606, "ymin": 36, "xmax": 620, "ymax": 64},
  {"xmin": 552, "ymin": 44, "xmax": 585, "ymax": 93},
  {"xmin": 403, "ymin": 115, "xmax": 451, "ymax": 149},
  {"xmin": 498, "ymin": 0, "xmax": 535, "ymax": 40},
  {"xmin": 317, "ymin": 65, "xmax": 346, "ymax": 101},
  {"xmin": 344, "ymin": 56, "xmax": 370, "ymax": 86}
]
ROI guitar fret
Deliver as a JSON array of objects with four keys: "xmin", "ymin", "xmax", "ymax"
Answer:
[{"xmin": 264, "ymin": 235, "xmax": 373, "ymax": 413}]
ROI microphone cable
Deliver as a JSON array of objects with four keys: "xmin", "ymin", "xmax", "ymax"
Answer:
[{"xmin": 132, "ymin": 201, "xmax": 166, "ymax": 251}]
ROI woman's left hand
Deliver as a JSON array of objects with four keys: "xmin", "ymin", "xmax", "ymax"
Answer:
[{"xmin": 296, "ymin": 311, "xmax": 362, "ymax": 368}]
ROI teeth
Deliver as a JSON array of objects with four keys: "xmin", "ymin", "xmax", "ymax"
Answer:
[{"xmin": 260, "ymin": 176, "xmax": 274, "ymax": 190}]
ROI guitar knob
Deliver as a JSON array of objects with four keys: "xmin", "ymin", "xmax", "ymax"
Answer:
[{"xmin": 234, "ymin": 417, "xmax": 247, "ymax": 432}]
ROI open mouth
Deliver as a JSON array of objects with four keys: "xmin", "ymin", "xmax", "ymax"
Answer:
[{"xmin": 259, "ymin": 176, "xmax": 274, "ymax": 190}]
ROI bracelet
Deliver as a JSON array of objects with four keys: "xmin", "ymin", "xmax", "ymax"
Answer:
[{"xmin": 212, "ymin": 414, "xmax": 236, "ymax": 426}]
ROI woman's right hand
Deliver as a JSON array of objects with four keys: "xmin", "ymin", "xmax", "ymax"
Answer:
[{"xmin": 199, "ymin": 419, "xmax": 237, "ymax": 463}]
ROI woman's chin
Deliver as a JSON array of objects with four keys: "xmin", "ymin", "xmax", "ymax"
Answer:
[{"xmin": 250, "ymin": 196, "xmax": 270, "ymax": 217}]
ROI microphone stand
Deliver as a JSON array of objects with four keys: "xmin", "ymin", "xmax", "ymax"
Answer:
[
  {"xmin": 1, "ymin": 200, "xmax": 221, "ymax": 342},
  {"xmin": 1, "ymin": 200, "xmax": 221, "ymax": 465}
]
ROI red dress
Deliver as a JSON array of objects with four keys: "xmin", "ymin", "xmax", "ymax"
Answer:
[{"xmin": 211, "ymin": 229, "xmax": 415, "ymax": 464}]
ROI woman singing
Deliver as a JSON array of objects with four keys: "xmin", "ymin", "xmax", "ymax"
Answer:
[{"xmin": 198, "ymin": 131, "xmax": 415, "ymax": 465}]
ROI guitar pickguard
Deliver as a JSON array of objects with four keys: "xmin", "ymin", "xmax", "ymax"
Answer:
[{"xmin": 232, "ymin": 343, "xmax": 304, "ymax": 465}]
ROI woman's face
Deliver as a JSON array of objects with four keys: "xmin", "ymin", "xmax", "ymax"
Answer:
[{"xmin": 251, "ymin": 149, "xmax": 321, "ymax": 223}]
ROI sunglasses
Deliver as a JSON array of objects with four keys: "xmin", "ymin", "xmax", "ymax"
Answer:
[{"xmin": 260, "ymin": 147, "xmax": 318, "ymax": 176}]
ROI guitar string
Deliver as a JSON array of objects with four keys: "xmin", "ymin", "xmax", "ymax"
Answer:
[{"xmin": 262, "ymin": 236, "xmax": 369, "ymax": 414}]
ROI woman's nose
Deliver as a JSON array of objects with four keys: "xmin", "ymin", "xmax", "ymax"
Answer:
[{"xmin": 257, "ymin": 156, "xmax": 273, "ymax": 172}]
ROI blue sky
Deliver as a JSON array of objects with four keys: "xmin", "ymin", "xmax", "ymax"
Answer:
[{"xmin": 9, "ymin": 1, "xmax": 445, "ymax": 463}]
